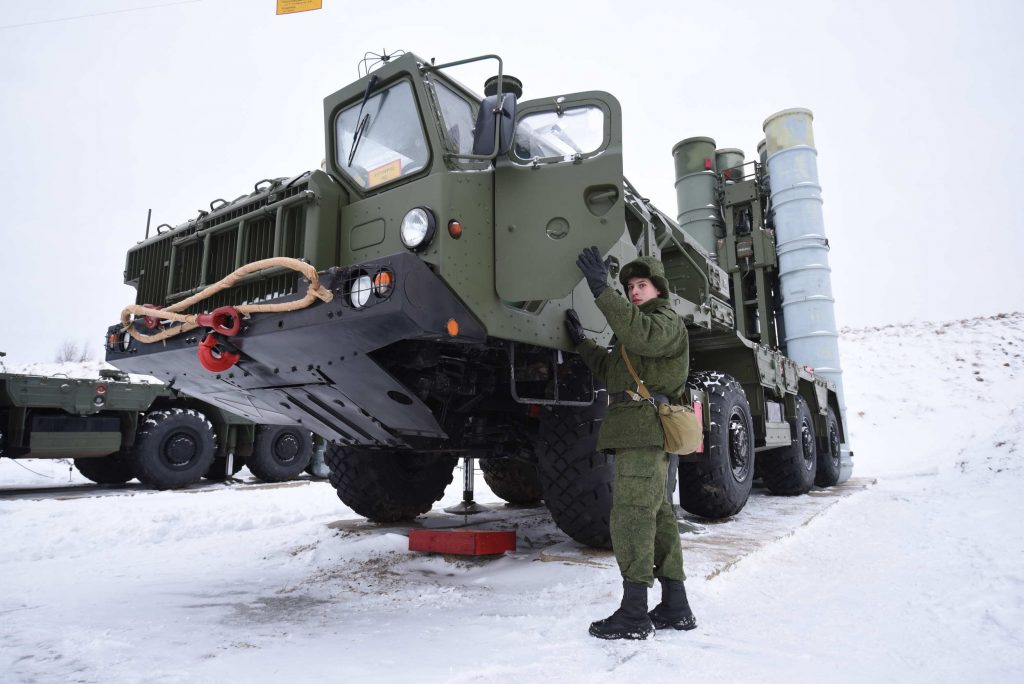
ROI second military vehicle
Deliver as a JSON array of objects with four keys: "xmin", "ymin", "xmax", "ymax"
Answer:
[
  {"xmin": 1, "ymin": 353, "xmax": 315, "ymax": 489},
  {"xmin": 105, "ymin": 52, "xmax": 852, "ymax": 546}
]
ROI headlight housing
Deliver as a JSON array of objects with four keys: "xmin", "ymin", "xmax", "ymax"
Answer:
[
  {"xmin": 372, "ymin": 269, "xmax": 394, "ymax": 298},
  {"xmin": 400, "ymin": 207, "xmax": 436, "ymax": 251},
  {"xmin": 349, "ymin": 273, "xmax": 372, "ymax": 308}
]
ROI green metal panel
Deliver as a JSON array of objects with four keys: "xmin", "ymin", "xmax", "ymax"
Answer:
[
  {"xmin": 494, "ymin": 92, "xmax": 624, "ymax": 302},
  {"xmin": 336, "ymin": 165, "xmax": 628, "ymax": 350},
  {"xmin": 1, "ymin": 373, "xmax": 168, "ymax": 415},
  {"xmin": 28, "ymin": 431, "xmax": 121, "ymax": 458}
]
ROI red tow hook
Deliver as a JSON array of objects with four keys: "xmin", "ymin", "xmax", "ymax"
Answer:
[
  {"xmin": 196, "ymin": 306, "xmax": 242, "ymax": 336},
  {"xmin": 142, "ymin": 304, "xmax": 164, "ymax": 330},
  {"xmin": 197, "ymin": 333, "xmax": 240, "ymax": 373}
]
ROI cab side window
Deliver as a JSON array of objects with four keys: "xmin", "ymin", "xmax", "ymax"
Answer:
[
  {"xmin": 513, "ymin": 105, "xmax": 605, "ymax": 162},
  {"xmin": 433, "ymin": 81, "xmax": 478, "ymax": 156}
]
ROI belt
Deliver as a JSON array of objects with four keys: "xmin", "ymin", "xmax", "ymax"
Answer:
[{"xmin": 608, "ymin": 390, "xmax": 670, "ymax": 406}]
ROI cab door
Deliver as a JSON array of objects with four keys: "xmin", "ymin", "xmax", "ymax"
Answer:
[{"xmin": 494, "ymin": 92, "xmax": 624, "ymax": 302}]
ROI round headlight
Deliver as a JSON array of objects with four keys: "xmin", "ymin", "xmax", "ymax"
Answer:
[
  {"xmin": 400, "ymin": 207, "xmax": 436, "ymax": 251},
  {"xmin": 349, "ymin": 274, "xmax": 372, "ymax": 308}
]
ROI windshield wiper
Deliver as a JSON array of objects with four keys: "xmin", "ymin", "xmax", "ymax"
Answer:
[
  {"xmin": 347, "ymin": 74, "xmax": 379, "ymax": 167},
  {"xmin": 348, "ymin": 113, "xmax": 370, "ymax": 167}
]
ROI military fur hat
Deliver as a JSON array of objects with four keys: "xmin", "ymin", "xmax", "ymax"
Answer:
[{"xmin": 618, "ymin": 256, "xmax": 671, "ymax": 298}]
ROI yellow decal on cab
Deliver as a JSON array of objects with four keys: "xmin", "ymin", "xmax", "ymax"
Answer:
[{"xmin": 368, "ymin": 160, "xmax": 402, "ymax": 188}]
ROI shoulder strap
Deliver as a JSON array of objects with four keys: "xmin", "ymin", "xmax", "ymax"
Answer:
[{"xmin": 619, "ymin": 346, "xmax": 653, "ymax": 400}]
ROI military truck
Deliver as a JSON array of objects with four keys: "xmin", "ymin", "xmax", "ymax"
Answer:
[
  {"xmin": 1, "ymin": 353, "xmax": 315, "ymax": 488},
  {"xmin": 104, "ymin": 51, "xmax": 852, "ymax": 546}
]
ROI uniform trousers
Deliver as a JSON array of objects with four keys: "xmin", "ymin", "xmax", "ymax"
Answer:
[{"xmin": 609, "ymin": 445, "xmax": 686, "ymax": 586}]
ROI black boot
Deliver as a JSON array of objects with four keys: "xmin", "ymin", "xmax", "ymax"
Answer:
[
  {"xmin": 648, "ymin": 578, "xmax": 697, "ymax": 630},
  {"xmin": 589, "ymin": 581, "xmax": 655, "ymax": 640}
]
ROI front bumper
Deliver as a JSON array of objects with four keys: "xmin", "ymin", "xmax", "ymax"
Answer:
[{"xmin": 106, "ymin": 253, "xmax": 486, "ymax": 446}]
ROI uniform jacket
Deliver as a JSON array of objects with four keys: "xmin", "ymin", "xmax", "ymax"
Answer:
[{"xmin": 576, "ymin": 286, "xmax": 689, "ymax": 451}]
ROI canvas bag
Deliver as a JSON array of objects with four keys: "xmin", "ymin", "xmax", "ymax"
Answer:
[{"xmin": 619, "ymin": 346, "xmax": 703, "ymax": 455}]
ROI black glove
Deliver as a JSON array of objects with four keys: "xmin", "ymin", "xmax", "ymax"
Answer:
[
  {"xmin": 576, "ymin": 245, "xmax": 609, "ymax": 298},
  {"xmin": 565, "ymin": 309, "xmax": 586, "ymax": 345}
]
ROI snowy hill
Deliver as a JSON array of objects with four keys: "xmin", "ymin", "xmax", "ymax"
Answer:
[{"xmin": 1, "ymin": 313, "xmax": 1022, "ymax": 683}]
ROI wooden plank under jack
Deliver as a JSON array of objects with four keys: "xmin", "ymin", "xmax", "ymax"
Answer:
[{"xmin": 408, "ymin": 529, "xmax": 516, "ymax": 556}]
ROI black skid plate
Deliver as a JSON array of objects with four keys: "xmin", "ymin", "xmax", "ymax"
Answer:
[{"xmin": 106, "ymin": 253, "xmax": 486, "ymax": 446}]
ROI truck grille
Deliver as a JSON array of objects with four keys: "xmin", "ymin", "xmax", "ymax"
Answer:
[{"xmin": 124, "ymin": 174, "xmax": 323, "ymax": 315}]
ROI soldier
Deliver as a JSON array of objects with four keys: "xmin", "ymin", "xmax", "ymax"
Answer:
[{"xmin": 566, "ymin": 246, "xmax": 697, "ymax": 640}]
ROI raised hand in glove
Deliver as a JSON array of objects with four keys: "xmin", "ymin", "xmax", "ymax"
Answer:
[
  {"xmin": 565, "ymin": 308, "xmax": 587, "ymax": 346},
  {"xmin": 576, "ymin": 245, "xmax": 609, "ymax": 298}
]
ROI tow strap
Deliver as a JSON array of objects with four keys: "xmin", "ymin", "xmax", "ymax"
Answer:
[{"xmin": 118, "ymin": 257, "xmax": 334, "ymax": 371}]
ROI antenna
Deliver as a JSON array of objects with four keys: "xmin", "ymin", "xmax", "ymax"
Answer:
[{"xmin": 358, "ymin": 48, "xmax": 405, "ymax": 78}]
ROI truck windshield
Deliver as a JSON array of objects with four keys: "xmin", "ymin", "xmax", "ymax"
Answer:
[{"xmin": 335, "ymin": 80, "xmax": 429, "ymax": 189}]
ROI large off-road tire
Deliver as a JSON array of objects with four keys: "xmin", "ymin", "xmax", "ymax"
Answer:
[
  {"xmin": 324, "ymin": 446, "xmax": 457, "ymax": 522},
  {"xmin": 815, "ymin": 406, "xmax": 842, "ymax": 487},
  {"xmin": 678, "ymin": 372, "xmax": 755, "ymax": 519},
  {"xmin": 536, "ymin": 403, "xmax": 614, "ymax": 549},
  {"xmin": 74, "ymin": 451, "xmax": 135, "ymax": 484},
  {"xmin": 760, "ymin": 395, "xmax": 818, "ymax": 495},
  {"xmin": 131, "ymin": 409, "xmax": 217, "ymax": 490},
  {"xmin": 480, "ymin": 458, "xmax": 543, "ymax": 505},
  {"xmin": 247, "ymin": 425, "xmax": 313, "ymax": 482}
]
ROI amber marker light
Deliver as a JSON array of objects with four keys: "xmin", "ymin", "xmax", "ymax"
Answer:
[
  {"xmin": 372, "ymin": 269, "xmax": 394, "ymax": 297},
  {"xmin": 446, "ymin": 318, "xmax": 459, "ymax": 337},
  {"xmin": 448, "ymin": 219, "xmax": 463, "ymax": 239}
]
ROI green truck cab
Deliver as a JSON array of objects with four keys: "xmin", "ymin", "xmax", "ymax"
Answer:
[{"xmin": 105, "ymin": 52, "xmax": 849, "ymax": 545}]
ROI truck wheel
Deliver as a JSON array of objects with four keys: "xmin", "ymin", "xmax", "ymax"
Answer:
[
  {"xmin": 479, "ymin": 458, "xmax": 543, "ymax": 505},
  {"xmin": 536, "ymin": 403, "xmax": 614, "ymax": 549},
  {"xmin": 247, "ymin": 426, "xmax": 313, "ymax": 482},
  {"xmin": 324, "ymin": 446, "xmax": 457, "ymax": 522},
  {"xmin": 760, "ymin": 395, "xmax": 818, "ymax": 495},
  {"xmin": 678, "ymin": 372, "xmax": 754, "ymax": 518},
  {"xmin": 131, "ymin": 409, "xmax": 217, "ymax": 490},
  {"xmin": 74, "ymin": 451, "xmax": 135, "ymax": 484},
  {"xmin": 814, "ymin": 406, "xmax": 842, "ymax": 487}
]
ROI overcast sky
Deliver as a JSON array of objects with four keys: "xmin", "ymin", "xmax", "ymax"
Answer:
[{"xmin": 1, "ymin": 0, "xmax": 1021, "ymax": 363}]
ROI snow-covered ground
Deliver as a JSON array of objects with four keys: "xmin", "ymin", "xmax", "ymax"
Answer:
[{"xmin": 2, "ymin": 313, "xmax": 1022, "ymax": 683}]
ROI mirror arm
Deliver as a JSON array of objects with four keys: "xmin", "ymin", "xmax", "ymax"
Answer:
[{"xmin": 424, "ymin": 54, "xmax": 505, "ymax": 161}]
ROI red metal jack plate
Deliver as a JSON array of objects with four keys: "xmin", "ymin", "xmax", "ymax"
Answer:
[{"xmin": 408, "ymin": 530, "xmax": 516, "ymax": 556}]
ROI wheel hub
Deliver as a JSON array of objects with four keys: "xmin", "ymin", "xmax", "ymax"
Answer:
[
  {"xmin": 163, "ymin": 433, "xmax": 198, "ymax": 467},
  {"xmin": 829, "ymin": 425, "xmax": 841, "ymax": 466},
  {"xmin": 273, "ymin": 433, "xmax": 300, "ymax": 464},
  {"xmin": 800, "ymin": 421, "xmax": 815, "ymax": 470},
  {"xmin": 728, "ymin": 414, "xmax": 751, "ymax": 482}
]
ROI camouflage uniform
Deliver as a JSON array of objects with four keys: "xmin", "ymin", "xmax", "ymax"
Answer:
[{"xmin": 575, "ymin": 257, "xmax": 688, "ymax": 587}]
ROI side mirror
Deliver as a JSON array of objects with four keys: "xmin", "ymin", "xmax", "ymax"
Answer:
[{"xmin": 472, "ymin": 94, "xmax": 517, "ymax": 157}]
